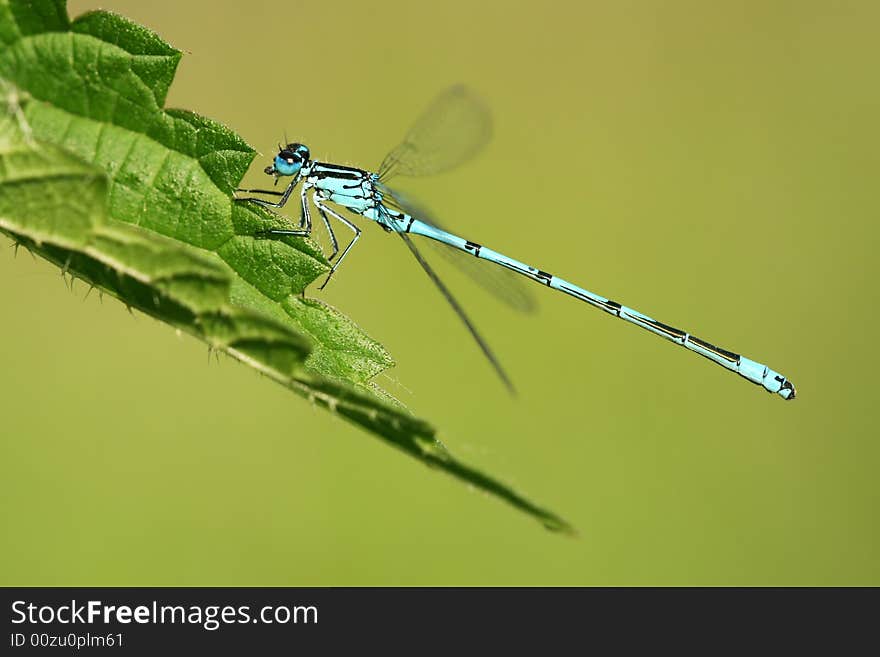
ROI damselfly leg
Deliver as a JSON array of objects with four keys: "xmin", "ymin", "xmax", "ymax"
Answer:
[
  {"xmin": 314, "ymin": 198, "xmax": 361, "ymax": 289},
  {"xmin": 315, "ymin": 204, "xmax": 340, "ymax": 260},
  {"xmin": 235, "ymin": 180, "xmax": 312, "ymax": 237}
]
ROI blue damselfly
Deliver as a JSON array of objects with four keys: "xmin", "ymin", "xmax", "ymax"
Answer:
[{"xmin": 236, "ymin": 86, "xmax": 795, "ymax": 400}]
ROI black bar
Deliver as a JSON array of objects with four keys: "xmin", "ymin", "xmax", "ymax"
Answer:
[{"xmin": 0, "ymin": 587, "xmax": 874, "ymax": 652}]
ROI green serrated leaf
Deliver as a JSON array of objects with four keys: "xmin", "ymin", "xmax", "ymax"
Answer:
[
  {"xmin": 0, "ymin": 0, "xmax": 571, "ymax": 532},
  {"xmin": 0, "ymin": 1, "xmax": 391, "ymax": 388}
]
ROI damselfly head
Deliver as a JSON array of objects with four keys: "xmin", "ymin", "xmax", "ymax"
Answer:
[{"xmin": 269, "ymin": 142, "xmax": 310, "ymax": 178}]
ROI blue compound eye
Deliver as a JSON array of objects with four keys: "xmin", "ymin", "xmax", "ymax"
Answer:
[{"xmin": 273, "ymin": 151, "xmax": 302, "ymax": 177}]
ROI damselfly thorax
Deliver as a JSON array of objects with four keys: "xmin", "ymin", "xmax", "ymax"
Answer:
[{"xmin": 306, "ymin": 162, "xmax": 406, "ymax": 230}]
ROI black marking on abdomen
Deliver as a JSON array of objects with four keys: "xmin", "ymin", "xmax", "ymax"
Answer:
[
  {"xmin": 465, "ymin": 241, "xmax": 482, "ymax": 256},
  {"xmin": 638, "ymin": 317, "xmax": 687, "ymax": 341},
  {"xmin": 405, "ymin": 216, "xmax": 415, "ymax": 233},
  {"xmin": 536, "ymin": 270, "xmax": 553, "ymax": 286},
  {"xmin": 558, "ymin": 282, "xmax": 620, "ymax": 315},
  {"xmin": 558, "ymin": 283, "xmax": 587, "ymax": 301},
  {"xmin": 779, "ymin": 380, "xmax": 796, "ymax": 398},
  {"xmin": 688, "ymin": 335, "xmax": 740, "ymax": 363}
]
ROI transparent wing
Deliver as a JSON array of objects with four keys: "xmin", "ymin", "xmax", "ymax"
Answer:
[
  {"xmin": 378, "ymin": 185, "xmax": 538, "ymax": 314},
  {"xmin": 378, "ymin": 85, "xmax": 492, "ymax": 181},
  {"xmin": 397, "ymin": 230, "xmax": 515, "ymax": 394}
]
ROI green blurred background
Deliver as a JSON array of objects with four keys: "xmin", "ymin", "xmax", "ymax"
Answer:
[{"xmin": 2, "ymin": 0, "xmax": 877, "ymax": 584}]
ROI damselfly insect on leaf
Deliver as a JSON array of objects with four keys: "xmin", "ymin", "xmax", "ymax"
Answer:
[{"xmin": 235, "ymin": 86, "xmax": 796, "ymax": 400}]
